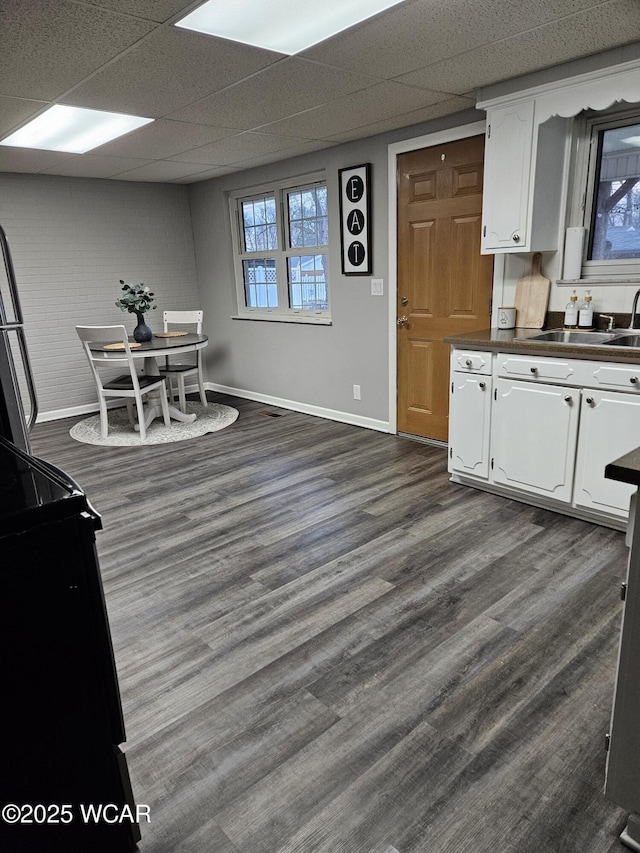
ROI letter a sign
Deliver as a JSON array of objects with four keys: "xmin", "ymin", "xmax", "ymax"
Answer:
[{"xmin": 339, "ymin": 164, "xmax": 371, "ymax": 275}]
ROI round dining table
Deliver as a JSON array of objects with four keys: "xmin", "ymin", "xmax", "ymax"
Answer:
[{"xmin": 89, "ymin": 333, "xmax": 208, "ymax": 429}]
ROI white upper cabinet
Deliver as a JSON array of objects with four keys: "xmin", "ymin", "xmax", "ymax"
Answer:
[
  {"xmin": 478, "ymin": 58, "xmax": 640, "ymax": 256},
  {"xmin": 480, "ymin": 100, "xmax": 568, "ymax": 254},
  {"xmin": 481, "ymin": 101, "xmax": 534, "ymax": 252}
]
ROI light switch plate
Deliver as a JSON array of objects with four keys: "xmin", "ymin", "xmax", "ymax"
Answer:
[{"xmin": 371, "ymin": 278, "xmax": 384, "ymax": 296}]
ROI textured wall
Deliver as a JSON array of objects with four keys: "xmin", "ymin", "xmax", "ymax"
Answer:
[{"xmin": 0, "ymin": 173, "xmax": 200, "ymax": 418}]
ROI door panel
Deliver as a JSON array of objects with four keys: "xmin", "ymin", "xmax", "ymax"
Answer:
[
  {"xmin": 397, "ymin": 135, "xmax": 493, "ymax": 441},
  {"xmin": 491, "ymin": 378, "xmax": 579, "ymax": 502}
]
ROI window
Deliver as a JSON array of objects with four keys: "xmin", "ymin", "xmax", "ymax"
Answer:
[
  {"xmin": 571, "ymin": 107, "xmax": 640, "ymax": 280},
  {"xmin": 230, "ymin": 173, "xmax": 330, "ymax": 321}
]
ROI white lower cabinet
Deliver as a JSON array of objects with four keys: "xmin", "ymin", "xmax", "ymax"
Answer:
[
  {"xmin": 449, "ymin": 347, "xmax": 640, "ymax": 526},
  {"xmin": 574, "ymin": 391, "xmax": 640, "ymax": 518},
  {"xmin": 491, "ymin": 378, "xmax": 579, "ymax": 502},
  {"xmin": 448, "ymin": 373, "xmax": 492, "ymax": 479}
]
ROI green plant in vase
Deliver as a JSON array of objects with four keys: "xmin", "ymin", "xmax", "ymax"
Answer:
[{"xmin": 115, "ymin": 279, "xmax": 157, "ymax": 342}]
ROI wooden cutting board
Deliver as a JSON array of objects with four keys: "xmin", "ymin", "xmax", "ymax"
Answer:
[{"xmin": 515, "ymin": 253, "xmax": 550, "ymax": 328}]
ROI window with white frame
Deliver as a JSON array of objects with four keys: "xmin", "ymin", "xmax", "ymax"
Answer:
[
  {"xmin": 229, "ymin": 173, "xmax": 330, "ymax": 321},
  {"xmin": 570, "ymin": 105, "xmax": 640, "ymax": 280}
]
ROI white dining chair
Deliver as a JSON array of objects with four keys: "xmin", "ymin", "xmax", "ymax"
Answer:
[
  {"xmin": 76, "ymin": 325, "xmax": 170, "ymax": 442},
  {"xmin": 159, "ymin": 310, "xmax": 208, "ymax": 412}
]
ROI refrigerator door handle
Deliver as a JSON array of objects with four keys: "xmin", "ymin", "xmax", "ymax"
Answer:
[{"xmin": 14, "ymin": 324, "xmax": 38, "ymax": 431}]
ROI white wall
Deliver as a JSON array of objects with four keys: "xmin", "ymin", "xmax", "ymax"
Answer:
[{"xmin": 0, "ymin": 173, "xmax": 200, "ymax": 419}]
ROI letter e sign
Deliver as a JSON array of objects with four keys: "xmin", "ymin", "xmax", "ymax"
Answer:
[{"xmin": 339, "ymin": 164, "xmax": 371, "ymax": 275}]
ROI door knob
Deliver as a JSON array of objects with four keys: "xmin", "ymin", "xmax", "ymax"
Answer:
[{"xmin": 397, "ymin": 316, "xmax": 408, "ymax": 327}]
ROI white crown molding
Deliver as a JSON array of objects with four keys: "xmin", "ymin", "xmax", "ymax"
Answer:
[{"xmin": 477, "ymin": 56, "xmax": 640, "ymax": 123}]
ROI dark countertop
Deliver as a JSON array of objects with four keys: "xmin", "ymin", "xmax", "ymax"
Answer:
[
  {"xmin": 606, "ymin": 448, "xmax": 640, "ymax": 487},
  {"xmin": 445, "ymin": 327, "xmax": 640, "ymax": 364}
]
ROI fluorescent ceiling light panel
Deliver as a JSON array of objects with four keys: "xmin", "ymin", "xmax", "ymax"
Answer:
[
  {"xmin": 175, "ymin": 0, "xmax": 406, "ymax": 54},
  {"xmin": 0, "ymin": 105, "xmax": 153, "ymax": 154}
]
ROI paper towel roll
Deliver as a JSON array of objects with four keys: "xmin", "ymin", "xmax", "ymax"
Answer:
[{"xmin": 563, "ymin": 227, "xmax": 586, "ymax": 280}]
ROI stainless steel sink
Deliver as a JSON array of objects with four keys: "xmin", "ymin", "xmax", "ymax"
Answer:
[
  {"xmin": 603, "ymin": 334, "xmax": 640, "ymax": 347},
  {"xmin": 514, "ymin": 329, "xmax": 623, "ymax": 345}
]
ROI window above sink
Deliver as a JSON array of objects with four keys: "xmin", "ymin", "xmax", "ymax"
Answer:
[{"xmin": 568, "ymin": 105, "xmax": 640, "ymax": 283}]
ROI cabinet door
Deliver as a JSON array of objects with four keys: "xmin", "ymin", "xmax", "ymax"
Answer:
[
  {"xmin": 574, "ymin": 391, "xmax": 640, "ymax": 517},
  {"xmin": 491, "ymin": 378, "xmax": 579, "ymax": 502},
  {"xmin": 449, "ymin": 373, "xmax": 492, "ymax": 479},
  {"xmin": 481, "ymin": 101, "xmax": 534, "ymax": 252}
]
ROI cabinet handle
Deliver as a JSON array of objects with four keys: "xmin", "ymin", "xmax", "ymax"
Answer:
[
  {"xmin": 530, "ymin": 366, "xmax": 538, "ymax": 374},
  {"xmin": 631, "ymin": 377, "xmax": 638, "ymax": 384},
  {"xmin": 586, "ymin": 396, "xmax": 595, "ymax": 406},
  {"xmin": 512, "ymin": 234, "xmax": 520, "ymax": 243},
  {"xmin": 479, "ymin": 382, "xmax": 486, "ymax": 390},
  {"xmin": 465, "ymin": 359, "xmax": 472, "ymax": 367},
  {"xmin": 564, "ymin": 395, "xmax": 573, "ymax": 404}
]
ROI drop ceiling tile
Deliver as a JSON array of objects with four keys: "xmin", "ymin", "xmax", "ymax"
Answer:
[
  {"xmin": 62, "ymin": 27, "xmax": 282, "ymax": 118},
  {"xmin": 93, "ymin": 119, "xmax": 236, "ymax": 159},
  {"xmin": 300, "ymin": 0, "xmax": 612, "ymax": 80},
  {"xmin": 398, "ymin": 0, "xmax": 640, "ymax": 94},
  {"xmin": 0, "ymin": 97, "xmax": 48, "ymax": 138},
  {"xmin": 227, "ymin": 140, "xmax": 339, "ymax": 171},
  {"xmin": 39, "ymin": 154, "xmax": 154, "ymax": 179},
  {"xmin": 167, "ymin": 57, "xmax": 379, "ymax": 130},
  {"xmin": 0, "ymin": 1, "xmax": 155, "ymax": 101},
  {"xmin": 174, "ymin": 165, "xmax": 238, "ymax": 184},
  {"xmin": 167, "ymin": 131, "xmax": 314, "ymax": 165},
  {"xmin": 110, "ymin": 160, "xmax": 216, "ymax": 181},
  {"xmin": 259, "ymin": 81, "xmax": 452, "ymax": 140},
  {"xmin": 326, "ymin": 96, "xmax": 476, "ymax": 144},
  {"xmin": 82, "ymin": 1, "xmax": 193, "ymax": 22}
]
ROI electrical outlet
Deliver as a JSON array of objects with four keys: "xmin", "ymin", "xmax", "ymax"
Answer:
[
  {"xmin": 371, "ymin": 278, "xmax": 384, "ymax": 296},
  {"xmin": 353, "ymin": 384, "xmax": 361, "ymax": 400}
]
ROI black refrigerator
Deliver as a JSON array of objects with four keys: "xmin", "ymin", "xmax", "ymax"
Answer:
[{"xmin": 0, "ymin": 225, "xmax": 140, "ymax": 852}]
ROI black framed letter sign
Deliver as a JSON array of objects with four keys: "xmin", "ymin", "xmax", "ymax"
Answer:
[{"xmin": 339, "ymin": 163, "xmax": 371, "ymax": 275}]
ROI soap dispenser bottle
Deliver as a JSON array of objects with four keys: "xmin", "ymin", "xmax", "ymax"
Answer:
[
  {"xmin": 564, "ymin": 290, "xmax": 579, "ymax": 330},
  {"xmin": 578, "ymin": 290, "xmax": 594, "ymax": 331}
]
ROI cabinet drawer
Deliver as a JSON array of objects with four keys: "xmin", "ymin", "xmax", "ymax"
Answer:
[
  {"xmin": 588, "ymin": 362, "xmax": 640, "ymax": 392},
  {"xmin": 496, "ymin": 352, "xmax": 577, "ymax": 384},
  {"xmin": 451, "ymin": 349, "xmax": 491, "ymax": 375}
]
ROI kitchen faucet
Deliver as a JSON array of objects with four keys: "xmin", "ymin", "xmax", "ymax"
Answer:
[{"xmin": 630, "ymin": 288, "xmax": 640, "ymax": 329}]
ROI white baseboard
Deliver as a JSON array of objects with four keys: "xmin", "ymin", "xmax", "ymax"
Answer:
[
  {"xmin": 37, "ymin": 398, "xmax": 124, "ymax": 423},
  {"xmin": 37, "ymin": 381, "xmax": 391, "ymax": 435},
  {"xmin": 206, "ymin": 382, "xmax": 390, "ymax": 433}
]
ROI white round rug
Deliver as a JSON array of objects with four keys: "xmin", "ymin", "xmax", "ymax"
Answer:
[{"xmin": 70, "ymin": 402, "xmax": 238, "ymax": 446}]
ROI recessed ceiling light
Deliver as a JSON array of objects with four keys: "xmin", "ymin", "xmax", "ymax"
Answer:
[
  {"xmin": 175, "ymin": 0, "xmax": 406, "ymax": 55},
  {"xmin": 0, "ymin": 105, "xmax": 154, "ymax": 154}
]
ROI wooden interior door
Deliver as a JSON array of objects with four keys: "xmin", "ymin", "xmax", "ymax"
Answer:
[{"xmin": 397, "ymin": 135, "xmax": 493, "ymax": 441}]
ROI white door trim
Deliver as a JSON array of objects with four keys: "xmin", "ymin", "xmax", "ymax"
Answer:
[{"xmin": 387, "ymin": 119, "xmax": 487, "ymax": 435}]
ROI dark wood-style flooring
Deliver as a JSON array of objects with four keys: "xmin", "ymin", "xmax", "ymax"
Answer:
[{"xmin": 31, "ymin": 394, "xmax": 633, "ymax": 853}]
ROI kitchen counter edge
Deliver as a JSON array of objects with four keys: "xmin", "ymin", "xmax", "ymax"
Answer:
[{"xmin": 444, "ymin": 328, "xmax": 640, "ymax": 365}]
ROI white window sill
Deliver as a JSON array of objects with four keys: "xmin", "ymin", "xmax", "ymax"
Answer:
[
  {"xmin": 232, "ymin": 314, "xmax": 332, "ymax": 325},
  {"xmin": 557, "ymin": 277, "xmax": 640, "ymax": 286}
]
